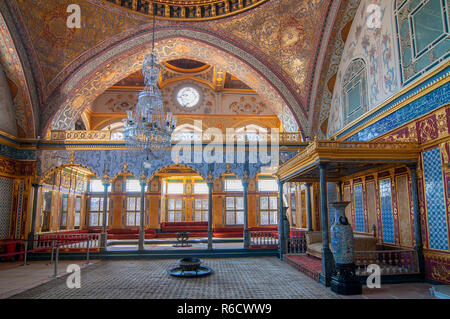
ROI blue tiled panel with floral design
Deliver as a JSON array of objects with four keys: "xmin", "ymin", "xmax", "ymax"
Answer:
[
  {"xmin": 340, "ymin": 66, "xmax": 449, "ymax": 142},
  {"xmin": 354, "ymin": 184, "xmax": 365, "ymax": 232},
  {"xmin": 345, "ymin": 79, "xmax": 449, "ymax": 141},
  {"xmin": 379, "ymin": 178, "xmax": 395, "ymax": 244},
  {"xmin": 423, "ymin": 148, "xmax": 449, "ymax": 251}
]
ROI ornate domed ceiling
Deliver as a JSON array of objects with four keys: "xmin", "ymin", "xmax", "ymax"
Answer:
[
  {"xmin": 103, "ymin": 0, "xmax": 268, "ymax": 20},
  {"xmin": 0, "ymin": 0, "xmax": 360, "ymax": 138}
]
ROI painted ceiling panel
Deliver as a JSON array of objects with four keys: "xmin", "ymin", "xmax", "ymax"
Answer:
[
  {"xmin": 3, "ymin": 0, "xmax": 352, "ymax": 136},
  {"xmin": 15, "ymin": 0, "xmax": 146, "ymax": 86}
]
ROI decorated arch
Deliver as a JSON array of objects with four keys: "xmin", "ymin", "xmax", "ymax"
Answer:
[{"xmin": 44, "ymin": 29, "xmax": 304, "ymax": 136}]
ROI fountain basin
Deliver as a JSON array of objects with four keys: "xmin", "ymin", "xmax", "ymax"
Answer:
[{"xmin": 168, "ymin": 257, "xmax": 213, "ymax": 278}]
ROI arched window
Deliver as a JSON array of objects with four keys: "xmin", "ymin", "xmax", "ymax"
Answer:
[
  {"xmin": 171, "ymin": 123, "xmax": 203, "ymax": 141},
  {"xmin": 342, "ymin": 58, "xmax": 368, "ymax": 125}
]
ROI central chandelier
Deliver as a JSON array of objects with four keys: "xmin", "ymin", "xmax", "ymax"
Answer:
[{"xmin": 122, "ymin": 6, "xmax": 177, "ymax": 156}]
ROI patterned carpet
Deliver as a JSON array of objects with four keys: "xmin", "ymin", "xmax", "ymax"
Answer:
[
  {"xmin": 9, "ymin": 257, "xmax": 338, "ymax": 299},
  {"xmin": 285, "ymin": 255, "xmax": 322, "ymax": 282}
]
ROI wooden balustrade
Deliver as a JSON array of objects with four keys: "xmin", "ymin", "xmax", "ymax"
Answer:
[
  {"xmin": 34, "ymin": 233, "xmax": 101, "ymax": 251},
  {"xmin": 286, "ymin": 230, "xmax": 307, "ymax": 254},
  {"xmin": 354, "ymin": 249, "xmax": 419, "ymax": 276},
  {"xmin": 249, "ymin": 231, "xmax": 279, "ymax": 247}
]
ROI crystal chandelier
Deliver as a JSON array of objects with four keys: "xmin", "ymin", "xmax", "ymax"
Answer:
[{"xmin": 122, "ymin": 8, "xmax": 177, "ymax": 154}]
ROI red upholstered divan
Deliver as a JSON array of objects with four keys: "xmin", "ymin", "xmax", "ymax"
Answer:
[
  {"xmin": 106, "ymin": 228, "xmax": 157, "ymax": 239},
  {"xmin": 160, "ymin": 222, "xmax": 208, "ymax": 232}
]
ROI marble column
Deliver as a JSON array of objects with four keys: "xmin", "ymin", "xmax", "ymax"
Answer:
[
  {"xmin": 242, "ymin": 177, "xmax": 250, "ymax": 249},
  {"xmin": 318, "ymin": 162, "xmax": 333, "ymax": 286},
  {"xmin": 27, "ymin": 183, "xmax": 41, "ymax": 247},
  {"xmin": 278, "ymin": 180, "xmax": 285, "ymax": 258},
  {"xmin": 408, "ymin": 164, "xmax": 425, "ymax": 275},
  {"xmin": 100, "ymin": 181, "xmax": 110, "ymax": 250},
  {"xmin": 305, "ymin": 183, "xmax": 313, "ymax": 231},
  {"xmin": 138, "ymin": 181, "xmax": 146, "ymax": 251},
  {"xmin": 207, "ymin": 179, "xmax": 214, "ymax": 250}
]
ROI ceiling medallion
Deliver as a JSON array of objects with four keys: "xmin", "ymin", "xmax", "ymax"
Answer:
[
  {"xmin": 102, "ymin": 0, "xmax": 269, "ymax": 21},
  {"xmin": 277, "ymin": 17, "xmax": 306, "ymax": 55}
]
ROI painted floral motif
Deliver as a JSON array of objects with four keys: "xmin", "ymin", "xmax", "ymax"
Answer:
[
  {"xmin": 230, "ymin": 97, "xmax": 266, "ymax": 115},
  {"xmin": 327, "ymin": 0, "xmax": 400, "ymax": 138}
]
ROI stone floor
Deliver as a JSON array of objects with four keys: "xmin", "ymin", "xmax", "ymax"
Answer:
[
  {"xmin": 0, "ymin": 260, "xmax": 100, "ymax": 299},
  {"xmin": 1, "ymin": 257, "xmax": 439, "ymax": 299},
  {"xmin": 8, "ymin": 258, "xmax": 337, "ymax": 299},
  {"xmin": 340, "ymin": 282, "xmax": 436, "ymax": 299}
]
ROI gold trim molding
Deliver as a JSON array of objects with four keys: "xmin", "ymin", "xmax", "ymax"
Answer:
[{"xmin": 102, "ymin": 0, "xmax": 268, "ymax": 21}]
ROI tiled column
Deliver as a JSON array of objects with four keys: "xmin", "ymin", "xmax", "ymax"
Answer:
[
  {"xmin": 408, "ymin": 164, "xmax": 425, "ymax": 275},
  {"xmin": 318, "ymin": 162, "xmax": 333, "ymax": 286}
]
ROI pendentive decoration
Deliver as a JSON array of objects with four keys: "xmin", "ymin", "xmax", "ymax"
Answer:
[
  {"xmin": 122, "ymin": 1, "xmax": 177, "ymax": 168},
  {"xmin": 329, "ymin": 201, "xmax": 362, "ymax": 295}
]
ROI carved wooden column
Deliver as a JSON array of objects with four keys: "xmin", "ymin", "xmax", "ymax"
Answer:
[{"xmin": 27, "ymin": 181, "xmax": 41, "ymax": 248}]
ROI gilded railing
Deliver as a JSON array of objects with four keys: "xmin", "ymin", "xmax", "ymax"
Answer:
[
  {"xmin": 49, "ymin": 130, "xmax": 305, "ymax": 145},
  {"xmin": 103, "ymin": 0, "xmax": 268, "ymax": 21},
  {"xmin": 50, "ymin": 130, "xmax": 111, "ymax": 142}
]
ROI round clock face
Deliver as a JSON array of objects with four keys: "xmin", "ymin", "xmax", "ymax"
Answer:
[{"xmin": 176, "ymin": 87, "xmax": 200, "ymax": 108}]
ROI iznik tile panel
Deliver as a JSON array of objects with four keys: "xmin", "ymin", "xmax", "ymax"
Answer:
[
  {"xmin": 379, "ymin": 178, "xmax": 395, "ymax": 244},
  {"xmin": 328, "ymin": 182, "xmax": 339, "ymax": 226},
  {"xmin": 345, "ymin": 79, "xmax": 449, "ymax": 141},
  {"xmin": 423, "ymin": 148, "xmax": 449, "ymax": 251},
  {"xmin": 354, "ymin": 184, "xmax": 365, "ymax": 233},
  {"xmin": 0, "ymin": 177, "xmax": 13, "ymax": 238}
]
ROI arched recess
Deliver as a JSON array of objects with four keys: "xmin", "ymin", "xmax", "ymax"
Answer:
[
  {"xmin": 0, "ymin": 12, "xmax": 36, "ymax": 138},
  {"xmin": 43, "ymin": 28, "xmax": 304, "ymax": 136},
  {"xmin": 341, "ymin": 58, "xmax": 368, "ymax": 125}
]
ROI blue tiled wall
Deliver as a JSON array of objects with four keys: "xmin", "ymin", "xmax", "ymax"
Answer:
[
  {"xmin": 423, "ymin": 148, "xmax": 449, "ymax": 251},
  {"xmin": 379, "ymin": 178, "xmax": 395, "ymax": 244},
  {"xmin": 354, "ymin": 184, "xmax": 365, "ymax": 233},
  {"xmin": 340, "ymin": 67, "xmax": 449, "ymax": 141}
]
